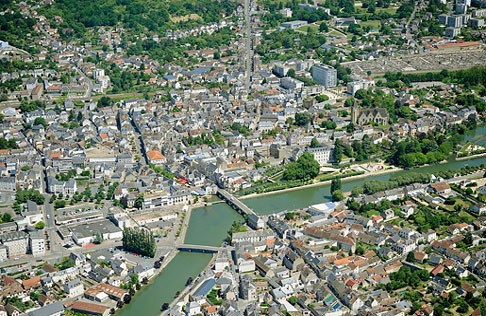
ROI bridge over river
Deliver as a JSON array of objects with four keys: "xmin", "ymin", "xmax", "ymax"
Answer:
[
  {"xmin": 176, "ymin": 244, "xmax": 224, "ymax": 253},
  {"xmin": 216, "ymin": 188, "xmax": 256, "ymax": 217}
]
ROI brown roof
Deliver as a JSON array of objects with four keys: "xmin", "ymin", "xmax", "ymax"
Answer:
[
  {"xmin": 22, "ymin": 276, "xmax": 41, "ymax": 290},
  {"xmin": 147, "ymin": 150, "xmax": 164, "ymax": 161},
  {"xmin": 71, "ymin": 301, "xmax": 108, "ymax": 314},
  {"xmin": 42, "ymin": 264, "xmax": 58, "ymax": 273}
]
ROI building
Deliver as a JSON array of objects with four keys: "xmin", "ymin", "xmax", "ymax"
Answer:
[
  {"xmin": 27, "ymin": 301, "xmax": 64, "ymax": 316},
  {"xmin": 146, "ymin": 150, "xmax": 166, "ymax": 165},
  {"xmin": 0, "ymin": 231, "xmax": 29, "ymax": 258},
  {"xmin": 312, "ymin": 64, "xmax": 337, "ymax": 89},
  {"xmin": 0, "ymin": 177, "xmax": 16, "ymax": 192},
  {"xmin": 69, "ymin": 219, "xmax": 123, "ymax": 246},
  {"xmin": 306, "ymin": 146, "xmax": 333, "ymax": 166},
  {"xmin": 279, "ymin": 20, "xmax": 308, "ymax": 30},
  {"xmin": 63, "ymin": 278, "xmax": 84, "ymax": 298},
  {"xmin": 445, "ymin": 27, "xmax": 461, "ymax": 38},
  {"xmin": 280, "ymin": 77, "xmax": 303, "ymax": 90},
  {"xmin": 352, "ymin": 106, "xmax": 389, "ymax": 126},
  {"xmin": 47, "ymin": 176, "xmax": 77, "ymax": 197},
  {"xmin": 29, "ymin": 231, "xmax": 45, "ymax": 257},
  {"xmin": 247, "ymin": 214, "xmax": 265, "ymax": 230},
  {"xmin": 470, "ymin": 18, "xmax": 485, "ymax": 27},
  {"xmin": 70, "ymin": 301, "xmax": 109, "ymax": 316},
  {"xmin": 347, "ymin": 79, "xmax": 375, "ymax": 95}
]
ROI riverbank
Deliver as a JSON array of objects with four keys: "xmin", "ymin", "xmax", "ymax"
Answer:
[
  {"xmin": 162, "ymin": 254, "xmax": 217, "ymax": 315},
  {"xmin": 240, "ymin": 165, "xmax": 402, "ymax": 200},
  {"xmin": 456, "ymin": 152, "xmax": 486, "ymax": 161}
]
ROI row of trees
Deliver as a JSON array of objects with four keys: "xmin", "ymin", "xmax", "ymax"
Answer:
[
  {"xmin": 0, "ymin": 138, "xmax": 18, "ymax": 150},
  {"xmin": 122, "ymin": 227, "xmax": 156, "ymax": 258},
  {"xmin": 16, "ymin": 189, "xmax": 45, "ymax": 205},
  {"xmin": 384, "ymin": 66, "xmax": 486, "ymax": 89}
]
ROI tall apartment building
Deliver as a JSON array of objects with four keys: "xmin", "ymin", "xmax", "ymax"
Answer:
[
  {"xmin": 29, "ymin": 231, "xmax": 46, "ymax": 257},
  {"xmin": 312, "ymin": 64, "xmax": 337, "ymax": 89},
  {"xmin": 0, "ymin": 231, "xmax": 29, "ymax": 258}
]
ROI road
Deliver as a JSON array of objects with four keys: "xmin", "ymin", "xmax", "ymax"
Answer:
[
  {"xmin": 243, "ymin": 0, "xmax": 252, "ymax": 94},
  {"xmin": 405, "ymin": 0, "xmax": 421, "ymax": 39},
  {"xmin": 72, "ymin": 64, "xmax": 94, "ymax": 98}
]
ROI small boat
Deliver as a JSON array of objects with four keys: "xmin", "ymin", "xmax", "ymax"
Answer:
[{"xmin": 174, "ymin": 291, "xmax": 180, "ymax": 298}]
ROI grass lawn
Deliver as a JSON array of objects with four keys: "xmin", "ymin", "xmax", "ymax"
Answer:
[
  {"xmin": 297, "ymin": 23, "xmax": 319, "ymax": 33},
  {"xmin": 376, "ymin": 6, "xmax": 398, "ymax": 14},
  {"xmin": 366, "ymin": 210, "xmax": 381, "ymax": 217},
  {"xmin": 458, "ymin": 210, "xmax": 474, "ymax": 222},
  {"xmin": 361, "ymin": 20, "xmax": 381, "ymax": 29}
]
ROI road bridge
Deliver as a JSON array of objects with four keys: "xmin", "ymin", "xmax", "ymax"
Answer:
[
  {"xmin": 176, "ymin": 244, "xmax": 223, "ymax": 253},
  {"xmin": 216, "ymin": 188, "xmax": 256, "ymax": 217}
]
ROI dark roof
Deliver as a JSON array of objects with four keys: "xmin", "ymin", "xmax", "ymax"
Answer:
[
  {"xmin": 193, "ymin": 279, "xmax": 216, "ymax": 297},
  {"xmin": 28, "ymin": 301, "xmax": 64, "ymax": 316}
]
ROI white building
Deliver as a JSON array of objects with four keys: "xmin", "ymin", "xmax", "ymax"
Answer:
[
  {"xmin": 29, "ymin": 231, "xmax": 46, "ymax": 257},
  {"xmin": 347, "ymin": 78, "xmax": 375, "ymax": 95},
  {"xmin": 312, "ymin": 64, "xmax": 337, "ymax": 89},
  {"xmin": 64, "ymin": 278, "xmax": 84, "ymax": 298},
  {"xmin": 280, "ymin": 77, "xmax": 304, "ymax": 90},
  {"xmin": 0, "ymin": 231, "xmax": 29, "ymax": 258},
  {"xmin": 306, "ymin": 146, "xmax": 333, "ymax": 166}
]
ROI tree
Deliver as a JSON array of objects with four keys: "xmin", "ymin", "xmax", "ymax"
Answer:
[
  {"xmin": 331, "ymin": 178, "xmax": 342, "ymax": 193},
  {"xmin": 97, "ymin": 96, "xmax": 113, "ymax": 108},
  {"xmin": 283, "ymin": 152, "xmax": 320, "ymax": 181},
  {"xmin": 288, "ymin": 296, "xmax": 298, "ymax": 305},
  {"xmin": 310, "ymin": 137, "xmax": 320, "ymax": 148},
  {"xmin": 294, "ymin": 112, "xmax": 311, "ymax": 126},
  {"xmin": 35, "ymin": 221, "xmax": 45, "ymax": 229},
  {"xmin": 331, "ymin": 190, "xmax": 344, "ymax": 201},
  {"xmin": 122, "ymin": 227, "xmax": 156, "ymax": 257},
  {"xmin": 134, "ymin": 194, "xmax": 144, "ymax": 209},
  {"xmin": 456, "ymin": 301, "xmax": 469, "ymax": 313},
  {"xmin": 333, "ymin": 139, "xmax": 343, "ymax": 163},
  {"xmin": 406, "ymin": 251, "xmax": 415, "ymax": 263},
  {"xmin": 319, "ymin": 22, "xmax": 329, "ymax": 32},
  {"xmin": 1, "ymin": 212, "xmax": 12, "ymax": 222}
]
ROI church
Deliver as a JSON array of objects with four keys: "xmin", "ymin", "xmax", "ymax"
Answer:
[{"xmin": 351, "ymin": 106, "xmax": 389, "ymax": 126}]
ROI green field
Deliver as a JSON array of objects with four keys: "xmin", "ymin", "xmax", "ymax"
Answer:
[{"xmin": 361, "ymin": 20, "xmax": 381, "ymax": 29}]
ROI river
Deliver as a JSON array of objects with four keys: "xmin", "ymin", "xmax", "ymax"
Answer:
[{"xmin": 118, "ymin": 126, "xmax": 485, "ymax": 316}]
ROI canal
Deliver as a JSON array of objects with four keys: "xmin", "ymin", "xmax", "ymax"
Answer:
[{"xmin": 119, "ymin": 126, "xmax": 485, "ymax": 315}]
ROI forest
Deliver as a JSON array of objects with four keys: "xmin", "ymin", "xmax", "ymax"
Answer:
[{"xmin": 39, "ymin": 0, "xmax": 237, "ymax": 39}]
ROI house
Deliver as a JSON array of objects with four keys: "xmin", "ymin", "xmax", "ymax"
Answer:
[
  {"xmin": 470, "ymin": 203, "xmax": 486, "ymax": 216},
  {"xmin": 5, "ymin": 304, "xmax": 21, "ymax": 316},
  {"xmin": 27, "ymin": 301, "xmax": 64, "ymax": 316},
  {"xmin": 247, "ymin": 214, "xmax": 265, "ymax": 230},
  {"xmin": 186, "ymin": 301, "xmax": 201, "ymax": 316},
  {"xmin": 447, "ymin": 223, "xmax": 468, "ymax": 235},
  {"xmin": 146, "ymin": 150, "xmax": 166, "ymax": 165},
  {"xmin": 430, "ymin": 264, "xmax": 444, "ymax": 276},
  {"xmin": 428, "ymin": 182, "xmax": 452, "ymax": 195},
  {"xmin": 70, "ymin": 301, "xmax": 109, "ymax": 316},
  {"xmin": 64, "ymin": 278, "xmax": 84, "ymax": 298}
]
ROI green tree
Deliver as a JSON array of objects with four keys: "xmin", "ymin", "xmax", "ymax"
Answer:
[
  {"xmin": 294, "ymin": 112, "xmax": 311, "ymax": 126},
  {"xmin": 332, "ymin": 190, "xmax": 344, "ymax": 201},
  {"xmin": 35, "ymin": 221, "xmax": 45, "ymax": 229},
  {"xmin": 283, "ymin": 152, "xmax": 320, "ymax": 181},
  {"xmin": 1, "ymin": 212, "xmax": 12, "ymax": 222},
  {"xmin": 333, "ymin": 139, "xmax": 343, "ymax": 163},
  {"xmin": 310, "ymin": 137, "xmax": 320, "ymax": 148},
  {"xmin": 122, "ymin": 227, "xmax": 156, "ymax": 258}
]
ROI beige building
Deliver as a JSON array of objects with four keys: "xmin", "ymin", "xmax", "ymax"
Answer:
[{"xmin": 0, "ymin": 231, "xmax": 29, "ymax": 258}]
